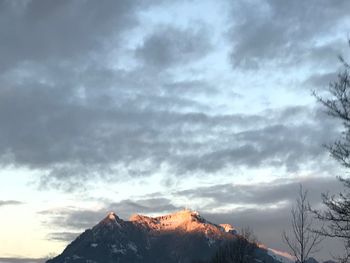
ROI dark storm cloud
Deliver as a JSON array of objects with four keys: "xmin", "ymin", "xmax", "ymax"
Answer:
[
  {"xmin": 0, "ymin": 200, "xmax": 23, "ymax": 207},
  {"xmin": 135, "ymin": 26, "xmax": 212, "ymax": 68},
  {"xmin": 228, "ymin": 0, "xmax": 350, "ymax": 68}
]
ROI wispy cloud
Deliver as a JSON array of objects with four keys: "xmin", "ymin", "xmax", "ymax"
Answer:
[{"xmin": 0, "ymin": 200, "xmax": 23, "ymax": 207}]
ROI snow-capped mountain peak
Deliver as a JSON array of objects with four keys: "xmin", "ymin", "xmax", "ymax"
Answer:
[
  {"xmin": 95, "ymin": 211, "xmax": 123, "ymax": 230},
  {"xmin": 47, "ymin": 210, "xmax": 293, "ymax": 263},
  {"xmin": 219, "ymin": 223, "xmax": 237, "ymax": 234},
  {"xmin": 129, "ymin": 209, "xmax": 232, "ymax": 237},
  {"xmin": 107, "ymin": 211, "xmax": 117, "ymax": 221}
]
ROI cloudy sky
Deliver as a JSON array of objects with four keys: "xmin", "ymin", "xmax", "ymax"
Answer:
[{"xmin": 0, "ymin": 0, "xmax": 350, "ymax": 262}]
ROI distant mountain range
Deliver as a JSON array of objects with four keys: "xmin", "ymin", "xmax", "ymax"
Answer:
[{"xmin": 46, "ymin": 209, "xmax": 325, "ymax": 263}]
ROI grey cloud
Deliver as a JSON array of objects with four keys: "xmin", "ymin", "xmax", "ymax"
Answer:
[
  {"xmin": 0, "ymin": 0, "xmax": 150, "ymax": 71},
  {"xmin": 163, "ymin": 80, "xmax": 219, "ymax": 96},
  {"xmin": 0, "ymin": 200, "xmax": 23, "ymax": 207},
  {"xmin": 99, "ymin": 178, "xmax": 344, "ymax": 224},
  {"xmin": 303, "ymin": 72, "xmax": 339, "ymax": 90},
  {"xmin": 47, "ymin": 232, "xmax": 82, "ymax": 242},
  {"xmin": 40, "ymin": 197, "xmax": 180, "ymax": 232},
  {"xmin": 177, "ymin": 177, "xmax": 343, "ymax": 208},
  {"xmin": 0, "ymin": 0, "xmax": 343, "ymax": 192},
  {"xmin": 0, "ymin": 62, "xmax": 225, "ymax": 169},
  {"xmin": 135, "ymin": 26, "xmax": 212, "ymax": 68},
  {"xmin": 39, "ymin": 197, "xmax": 180, "ymax": 243},
  {"xmin": 195, "ymin": 177, "xmax": 345, "ymax": 260},
  {"xmin": 175, "ymin": 108, "xmax": 340, "ymax": 174},
  {"xmin": 202, "ymin": 207, "xmax": 343, "ymax": 261},
  {"xmin": 41, "ymin": 208, "xmax": 103, "ymax": 231},
  {"xmin": 203, "ymin": 207, "xmax": 293, "ymax": 247},
  {"xmin": 109, "ymin": 198, "xmax": 180, "ymax": 216},
  {"xmin": 229, "ymin": 0, "xmax": 350, "ymax": 68},
  {"xmin": 40, "ymin": 177, "xmax": 345, "ymax": 259},
  {"xmin": 0, "ymin": 66, "xmax": 340, "ymax": 190}
]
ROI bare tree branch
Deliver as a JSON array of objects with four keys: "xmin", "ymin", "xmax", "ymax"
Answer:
[
  {"xmin": 283, "ymin": 185, "xmax": 323, "ymax": 263},
  {"xmin": 313, "ymin": 42, "xmax": 350, "ymax": 262}
]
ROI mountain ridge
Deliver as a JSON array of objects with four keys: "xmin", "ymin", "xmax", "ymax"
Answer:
[{"xmin": 46, "ymin": 209, "xmax": 291, "ymax": 263}]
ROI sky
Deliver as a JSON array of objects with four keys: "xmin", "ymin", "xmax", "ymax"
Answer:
[{"xmin": 0, "ymin": 0, "xmax": 350, "ymax": 262}]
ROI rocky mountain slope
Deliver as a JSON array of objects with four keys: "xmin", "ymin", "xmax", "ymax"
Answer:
[{"xmin": 46, "ymin": 209, "xmax": 290, "ymax": 263}]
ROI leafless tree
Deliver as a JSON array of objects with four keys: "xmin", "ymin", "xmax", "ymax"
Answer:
[
  {"xmin": 283, "ymin": 185, "xmax": 322, "ymax": 263},
  {"xmin": 313, "ymin": 180, "xmax": 350, "ymax": 263},
  {"xmin": 210, "ymin": 227, "xmax": 258, "ymax": 263},
  {"xmin": 313, "ymin": 41, "xmax": 350, "ymax": 169},
  {"xmin": 313, "ymin": 41, "xmax": 350, "ymax": 262},
  {"xmin": 241, "ymin": 227, "xmax": 258, "ymax": 245}
]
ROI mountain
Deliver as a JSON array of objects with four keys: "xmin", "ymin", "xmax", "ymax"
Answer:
[
  {"xmin": 47, "ymin": 209, "xmax": 292, "ymax": 263},
  {"xmin": 262, "ymin": 246, "xmax": 296, "ymax": 263}
]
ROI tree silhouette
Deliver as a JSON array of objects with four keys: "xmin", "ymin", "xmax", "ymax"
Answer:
[
  {"xmin": 283, "ymin": 185, "xmax": 322, "ymax": 263},
  {"xmin": 314, "ymin": 41, "xmax": 350, "ymax": 262}
]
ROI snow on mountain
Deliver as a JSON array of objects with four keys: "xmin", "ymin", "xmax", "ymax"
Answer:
[
  {"xmin": 46, "ymin": 209, "xmax": 293, "ymax": 263},
  {"xmin": 219, "ymin": 223, "xmax": 238, "ymax": 234},
  {"xmin": 130, "ymin": 209, "xmax": 234, "ymax": 240},
  {"xmin": 267, "ymin": 248, "xmax": 296, "ymax": 263}
]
